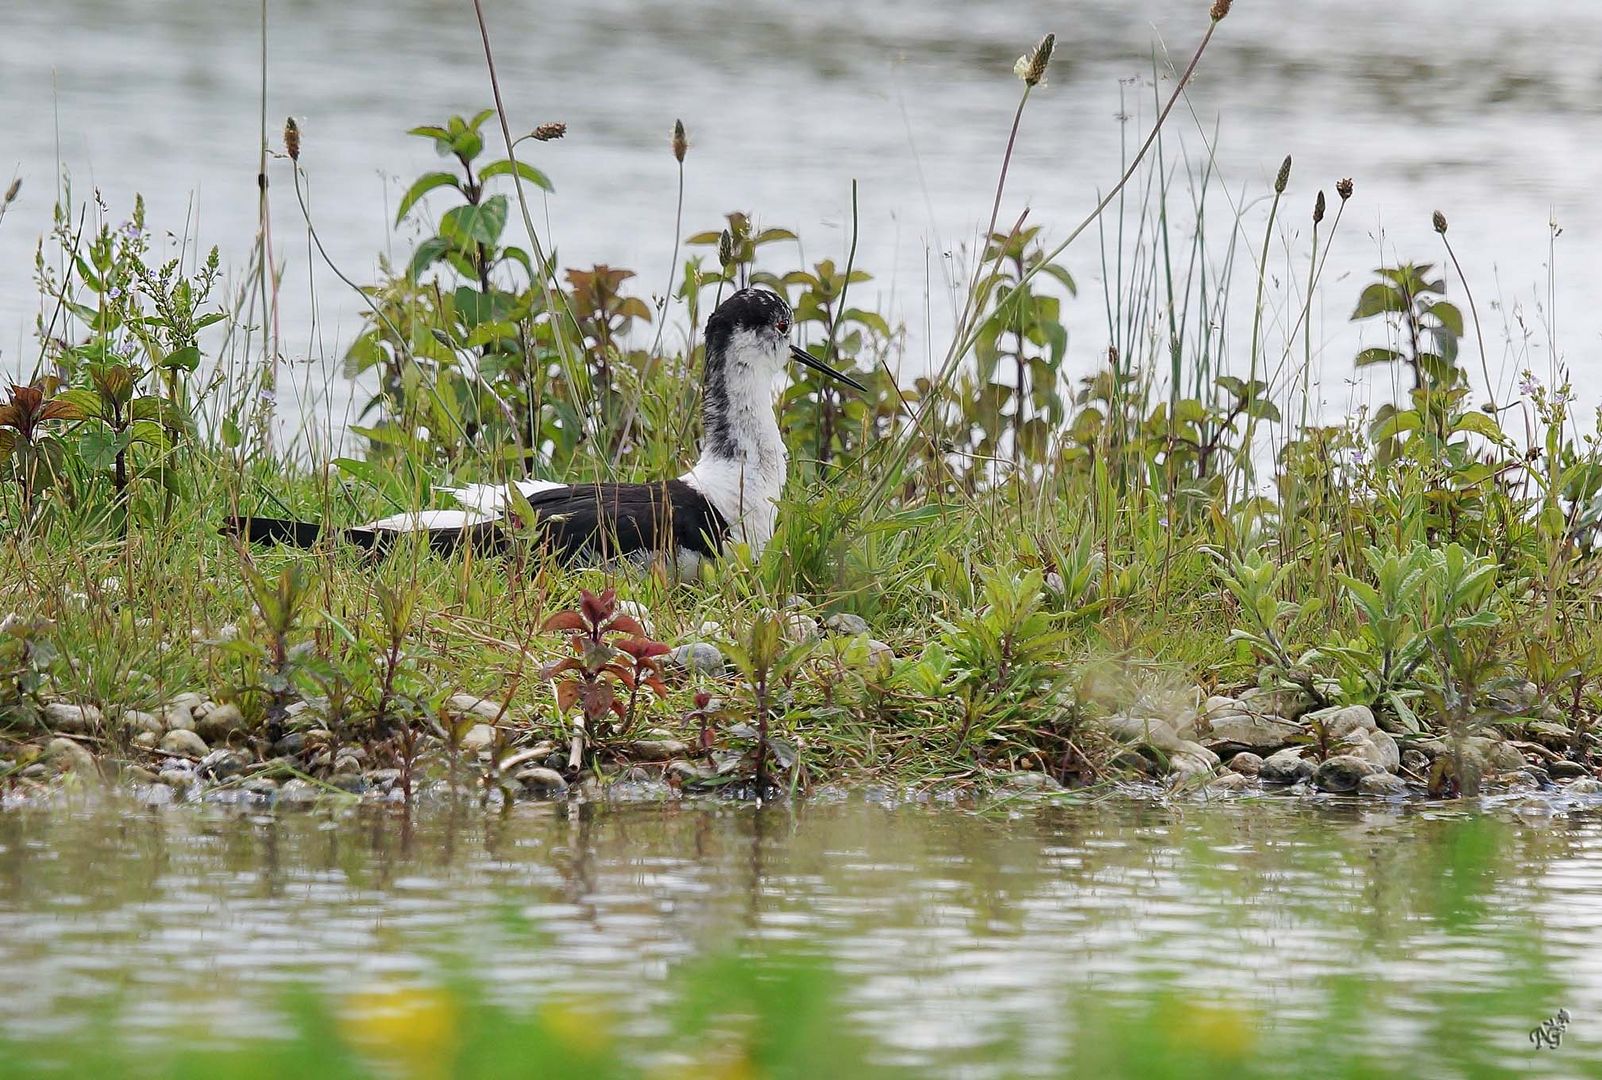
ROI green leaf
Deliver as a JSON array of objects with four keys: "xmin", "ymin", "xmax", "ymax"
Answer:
[
  {"xmin": 395, "ymin": 172, "xmax": 463, "ymax": 224},
  {"xmin": 1351, "ymin": 283, "xmax": 1407, "ymax": 320},
  {"xmin": 1428, "ymin": 301, "xmax": 1465, "ymax": 338},
  {"xmin": 333, "ymin": 456, "xmax": 410, "ymax": 508},
  {"xmin": 408, "ymin": 236, "xmax": 452, "ymax": 281},
  {"xmin": 1451, "ymin": 411, "xmax": 1510, "ymax": 445},
  {"xmin": 478, "ymin": 159, "xmax": 553, "ymax": 192},
  {"xmin": 440, "ymin": 195, "xmax": 508, "ymax": 248},
  {"xmin": 162, "ymin": 346, "xmax": 201, "ymax": 372},
  {"xmin": 79, "ymin": 429, "xmax": 120, "ymax": 471},
  {"xmin": 1355, "ymin": 347, "xmax": 1401, "ymax": 368}
]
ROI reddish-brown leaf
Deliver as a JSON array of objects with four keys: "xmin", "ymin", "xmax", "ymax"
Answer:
[
  {"xmin": 541, "ymin": 610, "xmax": 587, "ymax": 634},
  {"xmin": 607, "ymin": 615, "xmax": 645, "ymax": 638},
  {"xmin": 542, "ymin": 657, "xmax": 581, "ymax": 679},
  {"xmin": 554, "ymin": 680, "xmax": 580, "ymax": 713}
]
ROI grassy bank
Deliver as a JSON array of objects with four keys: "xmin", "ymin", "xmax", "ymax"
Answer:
[{"xmin": 2, "ymin": 10, "xmax": 1600, "ymax": 804}]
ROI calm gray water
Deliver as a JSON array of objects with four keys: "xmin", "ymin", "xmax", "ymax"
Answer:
[
  {"xmin": 2, "ymin": 0, "xmax": 1600, "ymax": 438},
  {"xmin": 2, "ymin": 796, "xmax": 1601, "ymax": 1076}
]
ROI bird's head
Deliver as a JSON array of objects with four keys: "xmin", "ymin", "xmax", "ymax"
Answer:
[{"xmin": 704, "ymin": 288, "xmax": 866, "ymax": 391}]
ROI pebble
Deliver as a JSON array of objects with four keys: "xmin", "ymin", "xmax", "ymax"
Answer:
[
  {"xmin": 446, "ymin": 695, "xmax": 503, "ymax": 722},
  {"xmin": 1566, "ymin": 777, "xmax": 1602, "ymax": 796},
  {"xmin": 44, "ymin": 737, "xmax": 98, "ymax": 773},
  {"xmin": 158, "ymin": 729, "xmax": 209, "ymax": 757},
  {"xmin": 1358, "ymin": 773, "xmax": 1410, "ymax": 798},
  {"xmin": 43, "ymin": 702, "xmax": 102, "ymax": 735},
  {"xmin": 1228, "ymin": 752, "xmax": 1265, "ymax": 777},
  {"xmin": 1549, "ymin": 761, "xmax": 1591, "ymax": 780},
  {"xmin": 514, "ymin": 766, "xmax": 569, "ymax": 797},
  {"xmin": 132, "ymin": 731, "xmax": 160, "ymax": 750},
  {"xmin": 1206, "ymin": 772, "xmax": 1252, "ymax": 793},
  {"xmin": 864, "ymin": 639, "xmax": 895, "ymax": 671},
  {"xmin": 666, "ymin": 760, "xmax": 715, "ymax": 784},
  {"xmin": 1313, "ymin": 754, "xmax": 1383, "ymax": 793},
  {"xmin": 459, "ymin": 724, "xmax": 497, "ymax": 752},
  {"xmin": 695, "ymin": 620, "xmax": 724, "ymax": 639},
  {"xmin": 630, "ymin": 739, "xmax": 690, "ymax": 761},
  {"xmin": 157, "ymin": 768, "xmax": 194, "ymax": 787},
  {"xmin": 998, "ymin": 771, "xmax": 1063, "ymax": 792},
  {"xmin": 122, "ymin": 709, "xmax": 164, "ymax": 736},
  {"xmin": 140, "ymin": 783, "xmax": 176, "ymax": 808},
  {"xmin": 1206, "ymin": 711, "xmax": 1301, "ymax": 752},
  {"xmin": 195, "ymin": 703, "xmax": 247, "ymax": 744},
  {"xmin": 823, "ymin": 612, "xmax": 870, "ymax": 636},
  {"xmin": 613, "ymin": 600, "xmax": 657, "ymax": 638},
  {"xmin": 667, "ymin": 642, "xmax": 725, "ymax": 676},
  {"xmin": 780, "ymin": 611, "xmax": 821, "ymax": 643},
  {"xmin": 1340, "ymin": 729, "xmax": 1400, "ymax": 772},
  {"xmin": 241, "ymin": 778, "xmax": 280, "ymax": 797},
  {"xmin": 1105, "ymin": 715, "xmax": 1185, "ymax": 752},
  {"xmin": 199, "ymin": 748, "xmax": 251, "ymax": 780},
  {"xmin": 1260, "ymin": 748, "xmax": 1315, "ymax": 784},
  {"xmin": 271, "ymin": 732, "xmax": 307, "ymax": 756},
  {"xmin": 277, "ymin": 778, "xmax": 321, "ymax": 807},
  {"xmin": 1306, "ymin": 704, "xmax": 1378, "ymax": 740}
]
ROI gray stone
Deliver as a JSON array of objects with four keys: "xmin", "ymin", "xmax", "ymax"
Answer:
[
  {"xmin": 1549, "ymin": 761, "xmax": 1591, "ymax": 780},
  {"xmin": 780, "ymin": 611, "xmax": 820, "ymax": 643},
  {"xmin": 1105, "ymin": 716, "xmax": 1185, "ymax": 752},
  {"xmin": 1169, "ymin": 741, "xmax": 1220, "ymax": 778},
  {"xmin": 140, "ymin": 783, "xmax": 175, "ymax": 808},
  {"xmin": 160, "ymin": 704, "xmax": 197, "ymax": 732},
  {"xmin": 446, "ymin": 694, "xmax": 503, "ymax": 722},
  {"xmin": 271, "ymin": 732, "xmax": 307, "ymax": 756},
  {"xmin": 132, "ymin": 731, "xmax": 159, "ymax": 750},
  {"xmin": 158, "ymin": 729, "xmax": 209, "ymax": 757},
  {"xmin": 1358, "ymin": 773, "xmax": 1410, "ymax": 797},
  {"xmin": 1313, "ymin": 755, "xmax": 1384, "ymax": 793},
  {"xmin": 1340, "ymin": 729, "xmax": 1400, "ymax": 772},
  {"xmin": 1488, "ymin": 743, "xmax": 1527, "ymax": 772},
  {"xmin": 630, "ymin": 739, "xmax": 690, "ymax": 761},
  {"xmin": 666, "ymin": 760, "xmax": 715, "ymax": 784},
  {"xmin": 1401, "ymin": 748, "xmax": 1430, "ymax": 774},
  {"xmin": 44, "ymin": 737, "xmax": 97, "ymax": 773},
  {"xmin": 864, "ymin": 639, "xmax": 895, "ymax": 671},
  {"xmin": 157, "ymin": 768, "xmax": 194, "ymax": 787},
  {"xmin": 43, "ymin": 702, "xmax": 102, "ymax": 735},
  {"xmin": 1306, "ymin": 704, "xmax": 1377, "ymax": 740},
  {"xmin": 1228, "ymin": 752, "xmax": 1265, "ymax": 777},
  {"xmin": 1260, "ymin": 748, "xmax": 1315, "ymax": 784},
  {"xmin": 277, "ymin": 778, "xmax": 321, "ymax": 807},
  {"xmin": 823, "ymin": 612, "xmax": 870, "ymax": 636},
  {"xmin": 195, "ymin": 702, "xmax": 247, "ymax": 744},
  {"xmin": 999, "ymin": 771, "xmax": 1063, "ymax": 792},
  {"xmin": 165, "ymin": 692, "xmax": 205, "ymax": 716},
  {"xmin": 199, "ymin": 748, "xmax": 251, "ymax": 780},
  {"xmin": 1565, "ymin": 777, "xmax": 1602, "ymax": 796},
  {"xmin": 1206, "ymin": 711, "xmax": 1301, "ymax": 752},
  {"xmin": 122, "ymin": 709, "xmax": 164, "ymax": 736},
  {"xmin": 1237, "ymin": 687, "xmax": 1316, "ymax": 720},
  {"xmin": 459, "ymin": 723, "xmax": 497, "ymax": 752},
  {"xmin": 515, "ymin": 766, "xmax": 569, "ymax": 797},
  {"xmin": 667, "ymin": 642, "xmax": 725, "ymax": 676},
  {"xmin": 1207, "ymin": 772, "xmax": 1252, "ymax": 793},
  {"xmin": 241, "ymin": 778, "xmax": 280, "ymax": 797},
  {"xmin": 365, "ymin": 769, "xmax": 402, "ymax": 790}
]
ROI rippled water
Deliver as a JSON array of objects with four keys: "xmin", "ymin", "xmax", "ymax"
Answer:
[
  {"xmin": 2, "ymin": 796, "xmax": 1601, "ymax": 1075},
  {"xmin": 1, "ymin": 0, "xmax": 1600, "ymax": 438}
]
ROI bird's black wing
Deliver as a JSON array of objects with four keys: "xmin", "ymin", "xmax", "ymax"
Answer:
[
  {"xmin": 226, "ymin": 479, "xmax": 727, "ymax": 565},
  {"xmin": 521, "ymin": 480, "xmax": 729, "ymax": 562}
]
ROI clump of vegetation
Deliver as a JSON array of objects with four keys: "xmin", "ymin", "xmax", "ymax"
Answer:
[{"xmin": 2, "ymin": 7, "xmax": 1600, "ymax": 803}]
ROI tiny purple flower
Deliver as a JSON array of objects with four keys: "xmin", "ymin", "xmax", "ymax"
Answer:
[
  {"xmin": 1520, "ymin": 374, "xmax": 1540, "ymax": 397},
  {"xmin": 107, "ymin": 286, "xmax": 122, "ymax": 300}
]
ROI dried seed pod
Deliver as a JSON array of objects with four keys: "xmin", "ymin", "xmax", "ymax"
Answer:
[
  {"xmin": 1211, "ymin": 0, "xmax": 1232, "ymax": 20},
  {"xmin": 532, "ymin": 122, "xmax": 567, "ymax": 142},
  {"xmin": 1314, "ymin": 190, "xmax": 1326, "ymax": 224},
  {"xmin": 1337, "ymin": 177, "xmax": 1354, "ymax": 201},
  {"xmin": 718, "ymin": 229, "xmax": 734, "ymax": 269},
  {"xmin": 1274, "ymin": 155, "xmax": 1292, "ymax": 195},
  {"xmin": 283, "ymin": 117, "xmax": 300, "ymax": 162},
  {"xmin": 1433, "ymin": 210, "xmax": 1448, "ymax": 234},
  {"xmin": 1013, "ymin": 33, "xmax": 1055, "ymax": 87},
  {"xmin": 672, "ymin": 119, "xmax": 687, "ymax": 163}
]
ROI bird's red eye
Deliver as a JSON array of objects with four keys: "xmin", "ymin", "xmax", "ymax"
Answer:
[{"xmin": 776, "ymin": 318, "xmax": 790, "ymax": 334}]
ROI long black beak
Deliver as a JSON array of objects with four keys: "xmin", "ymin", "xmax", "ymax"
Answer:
[{"xmin": 790, "ymin": 344, "xmax": 868, "ymax": 392}]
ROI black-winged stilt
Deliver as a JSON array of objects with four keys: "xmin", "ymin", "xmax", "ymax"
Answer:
[{"xmin": 233, "ymin": 288, "xmax": 866, "ymax": 574}]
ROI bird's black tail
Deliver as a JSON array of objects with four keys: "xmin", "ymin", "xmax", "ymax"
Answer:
[{"xmin": 223, "ymin": 515, "xmax": 509, "ymax": 557}]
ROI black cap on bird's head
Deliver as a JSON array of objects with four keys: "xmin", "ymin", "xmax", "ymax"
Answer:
[{"xmin": 704, "ymin": 288, "xmax": 866, "ymax": 392}]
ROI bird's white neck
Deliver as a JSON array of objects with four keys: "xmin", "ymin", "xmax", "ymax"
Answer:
[{"xmin": 679, "ymin": 329, "xmax": 788, "ymax": 557}]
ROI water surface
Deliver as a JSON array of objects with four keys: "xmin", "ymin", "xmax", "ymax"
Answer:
[{"xmin": 2, "ymin": 794, "xmax": 1600, "ymax": 1076}]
